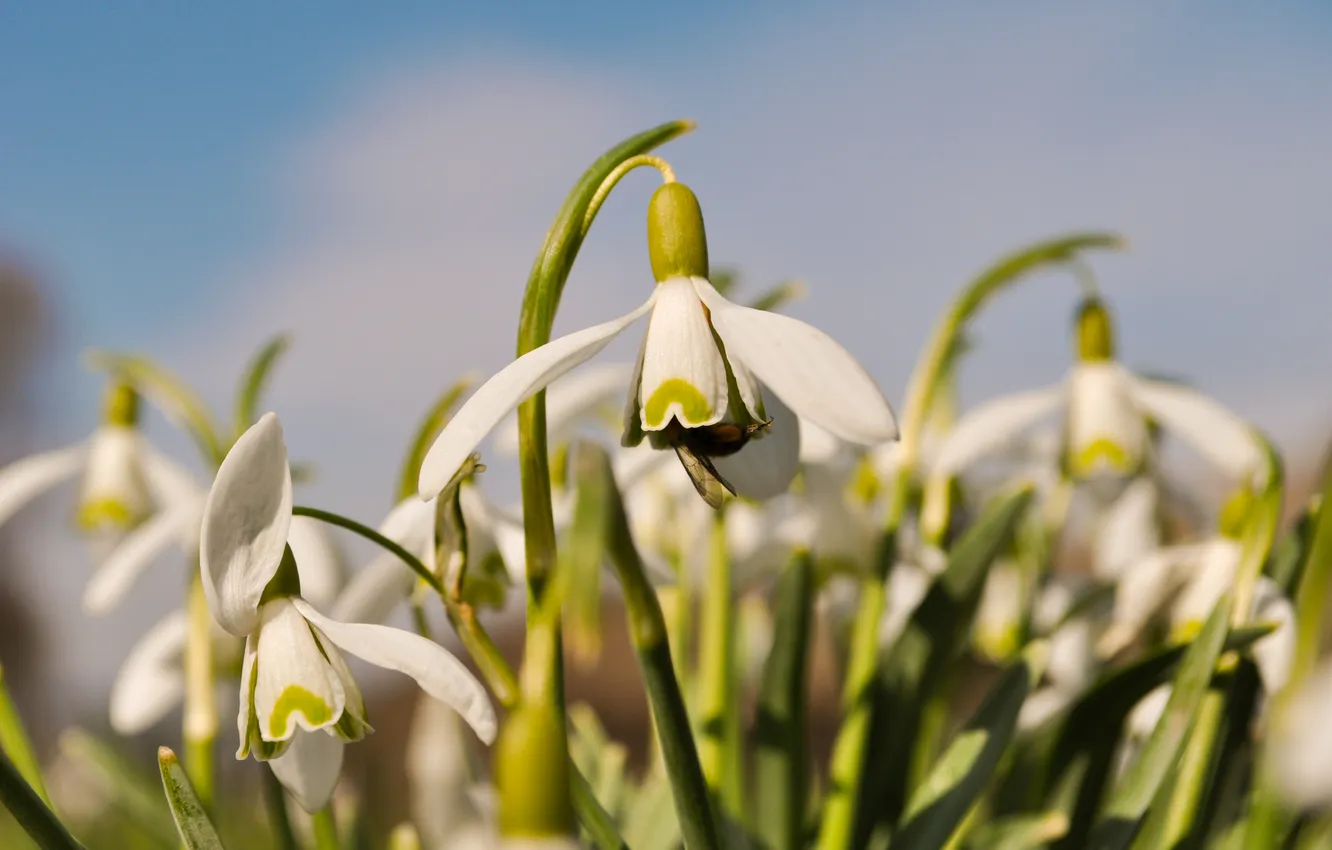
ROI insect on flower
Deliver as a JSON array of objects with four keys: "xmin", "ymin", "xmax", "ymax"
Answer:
[{"xmin": 664, "ymin": 417, "xmax": 771, "ymax": 508}]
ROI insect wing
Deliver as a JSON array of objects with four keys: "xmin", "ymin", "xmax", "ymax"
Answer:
[{"xmin": 673, "ymin": 444, "xmax": 735, "ymax": 509}]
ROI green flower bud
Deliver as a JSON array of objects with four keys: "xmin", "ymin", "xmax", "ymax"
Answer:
[
  {"xmin": 647, "ymin": 181, "xmax": 709, "ymax": 282},
  {"xmin": 103, "ymin": 382, "xmax": 140, "ymax": 428},
  {"xmin": 1074, "ymin": 297, "xmax": 1115, "ymax": 362},
  {"xmin": 495, "ymin": 703, "xmax": 574, "ymax": 838}
]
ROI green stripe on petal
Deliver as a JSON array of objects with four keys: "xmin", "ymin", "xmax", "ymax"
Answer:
[
  {"xmin": 644, "ymin": 378, "xmax": 714, "ymax": 429},
  {"xmin": 1071, "ymin": 437, "xmax": 1133, "ymax": 476}
]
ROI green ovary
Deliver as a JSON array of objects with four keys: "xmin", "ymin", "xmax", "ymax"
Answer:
[
  {"xmin": 269, "ymin": 684, "xmax": 334, "ymax": 739},
  {"xmin": 643, "ymin": 378, "xmax": 713, "ymax": 428},
  {"xmin": 1072, "ymin": 438, "xmax": 1131, "ymax": 476}
]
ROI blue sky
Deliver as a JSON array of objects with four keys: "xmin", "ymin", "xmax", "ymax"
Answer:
[{"xmin": 4, "ymin": 1, "xmax": 1332, "ymax": 715}]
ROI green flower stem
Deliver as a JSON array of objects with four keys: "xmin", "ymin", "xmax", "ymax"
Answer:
[
  {"xmin": 1291, "ymin": 445, "xmax": 1332, "ymax": 684},
  {"xmin": 753, "ymin": 551, "xmax": 815, "ymax": 850},
  {"xmin": 697, "ymin": 511, "xmax": 741, "ymax": 813},
  {"xmin": 232, "ymin": 333, "xmax": 291, "ymax": 439},
  {"xmin": 514, "ymin": 119, "xmax": 694, "ymax": 708},
  {"xmin": 182, "ymin": 572, "xmax": 216, "ymax": 813},
  {"xmin": 0, "ymin": 749, "xmax": 84, "ymax": 849},
  {"xmin": 291, "ymin": 506, "xmax": 443, "ymax": 594},
  {"xmin": 1227, "ymin": 433, "xmax": 1283, "ymax": 636},
  {"xmin": 261, "ymin": 766, "xmax": 299, "ymax": 850},
  {"xmin": 445, "ymin": 602, "xmax": 520, "ymax": 710},
  {"xmin": 312, "ymin": 807, "xmax": 339, "ymax": 850},
  {"xmin": 0, "ymin": 664, "xmax": 49, "ymax": 807},
  {"xmin": 816, "ymin": 233, "xmax": 1124, "ymax": 850},
  {"xmin": 571, "ymin": 443, "xmax": 720, "ymax": 850}
]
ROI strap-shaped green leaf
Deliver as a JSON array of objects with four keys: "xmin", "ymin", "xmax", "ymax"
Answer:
[
  {"xmin": 157, "ymin": 746, "xmax": 224, "ymax": 850},
  {"xmin": 1084, "ymin": 597, "xmax": 1233, "ymax": 850},
  {"xmin": 894, "ymin": 643, "xmax": 1047, "ymax": 850}
]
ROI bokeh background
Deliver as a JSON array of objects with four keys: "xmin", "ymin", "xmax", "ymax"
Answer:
[{"xmin": 2, "ymin": 0, "xmax": 1331, "ymax": 834}]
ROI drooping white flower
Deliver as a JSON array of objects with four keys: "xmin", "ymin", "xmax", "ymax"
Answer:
[
  {"xmin": 201, "ymin": 413, "xmax": 496, "ymax": 812},
  {"xmin": 1270, "ymin": 662, "xmax": 1332, "ymax": 810},
  {"xmin": 0, "ymin": 383, "xmax": 207, "ymax": 613},
  {"xmin": 927, "ymin": 298, "xmax": 1261, "ymax": 488},
  {"xmin": 108, "ymin": 516, "xmax": 346, "ymax": 737},
  {"xmin": 418, "ymin": 181, "xmax": 896, "ymax": 506},
  {"xmin": 1018, "ymin": 576, "xmax": 1100, "ymax": 731}
]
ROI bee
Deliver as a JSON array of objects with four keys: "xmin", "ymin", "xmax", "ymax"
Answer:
[{"xmin": 663, "ymin": 418, "xmax": 772, "ymax": 509}]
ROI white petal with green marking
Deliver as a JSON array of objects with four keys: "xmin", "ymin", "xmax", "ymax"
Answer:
[
  {"xmin": 1066, "ymin": 361, "xmax": 1144, "ymax": 478},
  {"xmin": 78, "ymin": 425, "xmax": 152, "ymax": 532},
  {"xmin": 252, "ymin": 599, "xmax": 346, "ymax": 743},
  {"xmin": 639, "ymin": 276, "xmax": 728, "ymax": 430}
]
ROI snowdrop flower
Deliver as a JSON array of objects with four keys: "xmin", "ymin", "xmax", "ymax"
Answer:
[
  {"xmin": 201, "ymin": 413, "xmax": 496, "ymax": 811},
  {"xmin": 0, "ymin": 383, "xmax": 195, "ymax": 557},
  {"xmin": 1088, "ymin": 476, "xmax": 1163, "ymax": 582},
  {"xmin": 331, "ymin": 481, "xmax": 524, "ymax": 626},
  {"xmin": 108, "ymin": 516, "xmax": 346, "ymax": 736},
  {"xmin": 418, "ymin": 179, "xmax": 896, "ymax": 507},
  {"xmin": 1270, "ymin": 662, "xmax": 1332, "ymax": 810},
  {"xmin": 925, "ymin": 296, "xmax": 1261, "ymax": 493}
]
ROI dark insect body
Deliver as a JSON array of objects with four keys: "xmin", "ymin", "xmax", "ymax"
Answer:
[{"xmin": 663, "ymin": 418, "xmax": 772, "ymax": 509}]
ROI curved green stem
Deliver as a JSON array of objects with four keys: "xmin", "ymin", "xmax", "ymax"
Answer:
[
  {"xmin": 233, "ymin": 333, "xmax": 291, "ymax": 439},
  {"xmin": 292, "ymin": 505, "xmax": 443, "ymax": 595},
  {"xmin": 398, "ymin": 376, "xmax": 475, "ymax": 502},
  {"xmin": 697, "ymin": 511, "xmax": 741, "ymax": 813},
  {"xmin": 182, "ymin": 572, "xmax": 216, "ymax": 814}
]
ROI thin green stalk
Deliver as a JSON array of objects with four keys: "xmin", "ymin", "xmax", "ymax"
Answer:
[
  {"xmin": 698, "ymin": 511, "xmax": 741, "ymax": 813},
  {"xmin": 312, "ymin": 807, "xmax": 339, "ymax": 850},
  {"xmin": 292, "ymin": 506, "xmax": 443, "ymax": 594},
  {"xmin": 0, "ymin": 664, "xmax": 49, "ymax": 806},
  {"xmin": 397, "ymin": 376, "xmax": 475, "ymax": 503},
  {"xmin": 233, "ymin": 333, "xmax": 291, "ymax": 438},
  {"xmin": 0, "ymin": 749, "xmax": 83, "ymax": 849},
  {"xmin": 514, "ymin": 120, "xmax": 695, "ymax": 711},
  {"xmin": 182, "ymin": 573, "xmax": 216, "ymax": 814},
  {"xmin": 578, "ymin": 443, "xmax": 720, "ymax": 850},
  {"xmin": 445, "ymin": 603, "xmax": 520, "ymax": 710},
  {"xmin": 262, "ymin": 766, "xmax": 299, "ymax": 850},
  {"xmin": 753, "ymin": 551, "xmax": 814, "ymax": 850}
]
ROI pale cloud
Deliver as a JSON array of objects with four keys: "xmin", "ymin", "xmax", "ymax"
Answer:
[{"xmin": 159, "ymin": 4, "xmax": 1332, "ymax": 516}]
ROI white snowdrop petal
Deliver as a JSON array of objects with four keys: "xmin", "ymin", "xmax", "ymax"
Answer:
[
  {"xmin": 638, "ymin": 277, "xmax": 730, "ymax": 430},
  {"xmin": 200, "ymin": 413, "xmax": 293, "ymax": 636},
  {"xmin": 293, "ymin": 599, "xmax": 497, "ymax": 745},
  {"xmin": 494, "ymin": 362, "xmax": 634, "ymax": 454},
  {"xmin": 931, "ymin": 387, "xmax": 1064, "ymax": 478},
  {"xmin": 252, "ymin": 599, "xmax": 346, "ymax": 743},
  {"xmin": 1067, "ymin": 362, "xmax": 1145, "ymax": 478},
  {"xmin": 694, "ymin": 277, "xmax": 896, "ymax": 445},
  {"xmin": 0, "ymin": 443, "xmax": 87, "ymax": 526},
  {"xmin": 109, "ymin": 610, "xmax": 188, "ymax": 735},
  {"xmin": 419, "ymin": 296, "xmax": 655, "ymax": 498},
  {"xmin": 710, "ymin": 390, "xmax": 801, "ymax": 501},
  {"xmin": 1251, "ymin": 578, "xmax": 1296, "ymax": 695},
  {"xmin": 1091, "ymin": 477, "xmax": 1161, "ymax": 581},
  {"xmin": 1270, "ymin": 662, "xmax": 1332, "ymax": 809},
  {"xmin": 269, "ymin": 730, "xmax": 345, "ymax": 813},
  {"xmin": 1131, "ymin": 377, "xmax": 1263, "ymax": 484},
  {"xmin": 84, "ymin": 503, "xmax": 201, "ymax": 615}
]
